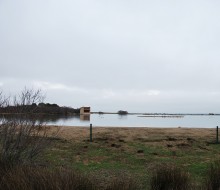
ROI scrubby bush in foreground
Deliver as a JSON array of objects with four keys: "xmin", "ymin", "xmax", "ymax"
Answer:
[
  {"xmin": 0, "ymin": 165, "xmax": 142, "ymax": 190},
  {"xmin": 105, "ymin": 175, "xmax": 140, "ymax": 190},
  {"xmin": 0, "ymin": 88, "xmax": 58, "ymax": 167},
  {"xmin": 204, "ymin": 160, "xmax": 220, "ymax": 190},
  {"xmin": 0, "ymin": 165, "xmax": 95, "ymax": 190},
  {"xmin": 150, "ymin": 165, "xmax": 191, "ymax": 190}
]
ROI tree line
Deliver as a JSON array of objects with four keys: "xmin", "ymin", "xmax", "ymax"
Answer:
[{"xmin": 0, "ymin": 89, "xmax": 80, "ymax": 115}]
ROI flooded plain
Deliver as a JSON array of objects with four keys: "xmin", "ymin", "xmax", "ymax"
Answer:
[{"xmin": 47, "ymin": 114, "xmax": 220, "ymax": 128}]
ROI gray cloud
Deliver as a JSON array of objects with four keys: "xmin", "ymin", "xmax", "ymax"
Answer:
[{"xmin": 0, "ymin": 0, "xmax": 220, "ymax": 112}]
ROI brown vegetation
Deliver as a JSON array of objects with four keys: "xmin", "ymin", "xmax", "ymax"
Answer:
[
  {"xmin": 150, "ymin": 165, "xmax": 191, "ymax": 190},
  {"xmin": 0, "ymin": 89, "xmax": 58, "ymax": 167}
]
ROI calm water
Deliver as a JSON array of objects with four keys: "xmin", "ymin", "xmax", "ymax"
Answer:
[{"xmin": 47, "ymin": 114, "xmax": 220, "ymax": 128}]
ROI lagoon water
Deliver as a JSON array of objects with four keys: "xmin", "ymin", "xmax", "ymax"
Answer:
[{"xmin": 47, "ymin": 114, "xmax": 220, "ymax": 128}]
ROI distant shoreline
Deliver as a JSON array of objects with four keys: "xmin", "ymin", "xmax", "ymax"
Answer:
[
  {"xmin": 138, "ymin": 115, "xmax": 184, "ymax": 118},
  {"xmin": 92, "ymin": 112, "xmax": 220, "ymax": 116}
]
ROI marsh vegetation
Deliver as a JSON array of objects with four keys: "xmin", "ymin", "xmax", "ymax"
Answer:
[{"xmin": 1, "ymin": 89, "xmax": 220, "ymax": 189}]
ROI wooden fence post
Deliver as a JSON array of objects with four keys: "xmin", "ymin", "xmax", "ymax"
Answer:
[{"xmin": 90, "ymin": 124, "xmax": 92, "ymax": 142}]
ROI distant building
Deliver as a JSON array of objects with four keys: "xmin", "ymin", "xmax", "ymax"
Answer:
[{"xmin": 80, "ymin": 107, "xmax": 90, "ymax": 115}]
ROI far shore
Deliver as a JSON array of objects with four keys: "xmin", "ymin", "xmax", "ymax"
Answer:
[{"xmin": 92, "ymin": 112, "xmax": 220, "ymax": 116}]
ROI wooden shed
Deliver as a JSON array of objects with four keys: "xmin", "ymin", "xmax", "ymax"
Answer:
[{"xmin": 80, "ymin": 107, "xmax": 90, "ymax": 115}]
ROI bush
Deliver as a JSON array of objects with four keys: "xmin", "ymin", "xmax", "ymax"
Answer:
[
  {"xmin": 0, "ymin": 88, "xmax": 57, "ymax": 167},
  {"xmin": 0, "ymin": 165, "xmax": 96, "ymax": 190},
  {"xmin": 117, "ymin": 110, "xmax": 128, "ymax": 115},
  {"xmin": 150, "ymin": 165, "xmax": 191, "ymax": 190},
  {"xmin": 204, "ymin": 160, "xmax": 220, "ymax": 190}
]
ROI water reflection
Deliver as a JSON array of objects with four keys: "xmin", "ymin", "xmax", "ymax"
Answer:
[
  {"xmin": 1, "ymin": 114, "xmax": 220, "ymax": 128},
  {"xmin": 80, "ymin": 114, "xmax": 90, "ymax": 121},
  {"xmin": 118, "ymin": 114, "xmax": 128, "ymax": 120},
  {"xmin": 0, "ymin": 114, "xmax": 80, "ymax": 123}
]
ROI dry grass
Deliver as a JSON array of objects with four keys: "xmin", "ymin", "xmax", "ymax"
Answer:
[
  {"xmin": 0, "ymin": 164, "xmax": 143, "ymax": 190},
  {"xmin": 150, "ymin": 164, "xmax": 192, "ymax": 190},
  {"xmin": 40, "ymin": 126, "xmax": 220, "ymax": 189},
  {"xmin": 204, "ymin": 161, "xmax": 220, "ymax": 190},
  {"xmin": 0, "ymin": 165, "xmax": 95, "ymax": 190},
  {"xmin": 57, "ymin": 126, "xmax": 215, "ymax": 142}
]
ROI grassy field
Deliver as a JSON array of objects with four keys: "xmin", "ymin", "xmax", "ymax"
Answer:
[{"xmin": 40, "ymin": 126, "xmax": 220, "ymax": 189}]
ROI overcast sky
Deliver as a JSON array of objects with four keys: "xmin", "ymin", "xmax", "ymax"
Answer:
[{"xmin": 0, "ymin": 0, "xmax": 220, "ymax": 113}]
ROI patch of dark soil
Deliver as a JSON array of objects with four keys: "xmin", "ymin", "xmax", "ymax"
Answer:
[
  {"xmin": 167, "ymin": 137, "xmax": 177, "ymax": 141},
  {"xmin": 111, "ymin": 144, "xmax": 121, "ymax": 148},
  {"xmin": 167, "ymin": 144, "xmax": 173, "ymax": 148},
  {"xmin": 137, "ymin": 150, "xmax": 144, "ymax": 153},
  {"xmin": 177, "ymin": 143, "xmax": 191, "ymax": 148},
  {"xmin": 187, "ymin": 137, "xmax": 195, "ymax": 141},
  {"xmin": 119, "ymin": 139, "xmax": 125, "ymax": 143}
]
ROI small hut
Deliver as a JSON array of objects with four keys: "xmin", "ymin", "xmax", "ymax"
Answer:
[{"xmin": 80, "ymin": 107, "xmax": 90, "ymax": 115}]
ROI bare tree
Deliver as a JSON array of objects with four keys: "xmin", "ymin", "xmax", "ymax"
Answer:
[
  {"xmin": 0, "ymin": 88, "xmax": 56, "ymax": 166},
  {"xmin": 13, "ymin": 87, "xmax": 45, "ymax": 113},
  {"xmin": 0, "ymin": 91, "xmax": 9, "ymax": 108}
]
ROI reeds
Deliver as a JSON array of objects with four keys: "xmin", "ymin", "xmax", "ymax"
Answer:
[
  {"xmin": 0, "ymin": 165, "xmax": 95, "ymax": 190},
  {"xmin": 150, "ymin": 165, "xmax": 192, "ymax": 190},
  {"xmin": 204, "ymin": 160, "xmax": 220, "ymax": 190},
  {"xmin": 105, "ymin": 175, "xmax": 140, "ymax": 190},
  {"xmin": 2, "ymin": 160, "xmax": 220, "ymax": 189}
]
